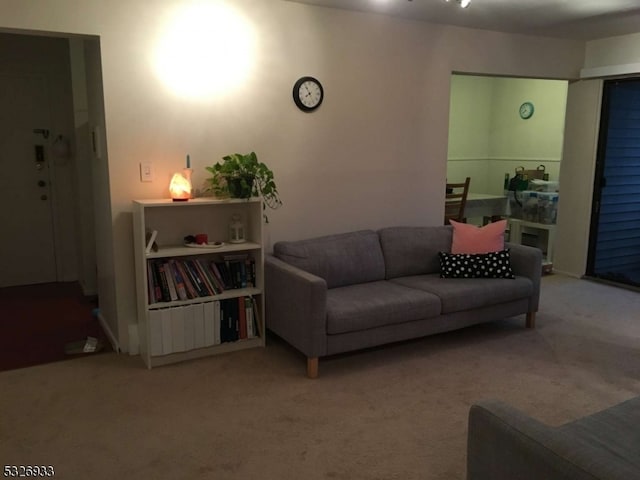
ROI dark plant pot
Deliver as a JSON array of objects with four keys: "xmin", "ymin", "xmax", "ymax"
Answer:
[{"xmin": 227, "ymin": 175, "xmax": 254, "ymax": 199}]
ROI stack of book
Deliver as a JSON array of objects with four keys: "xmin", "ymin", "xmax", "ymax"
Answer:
[
  {"xmin": 147, "ymin": 297, "xmax": 261, "ymax": 356},
  {"xmin": 147, "ymin": 254, "xmax": 256, "ymax": 304}
]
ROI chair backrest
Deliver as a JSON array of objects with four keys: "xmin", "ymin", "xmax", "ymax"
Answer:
[{"xmin": 444, "ymin": 177, "xmax": 471, "ymax": 225}]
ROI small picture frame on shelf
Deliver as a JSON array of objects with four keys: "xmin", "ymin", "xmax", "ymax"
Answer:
[{"xmin": 145, "ymin": 230, "xmax": 158, "ymax": 253}]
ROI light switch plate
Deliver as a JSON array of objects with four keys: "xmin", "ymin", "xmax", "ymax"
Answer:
[{"xmin": 140, "ymin": 162, "xmax": 153, "ymax": 182}]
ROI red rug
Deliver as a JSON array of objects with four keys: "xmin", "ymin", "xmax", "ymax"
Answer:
[{"xmin": 0, "ymin": 282, "xmax": 111, "ymax": 371}]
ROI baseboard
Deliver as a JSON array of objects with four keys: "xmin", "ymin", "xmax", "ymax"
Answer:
[
  {"xmin": 550, "ymin": 269, "xmax": 582, "ymax": 279},
  {"xmin": 97, "ymin": 311, "xmax": 120, "ymax": 353}
]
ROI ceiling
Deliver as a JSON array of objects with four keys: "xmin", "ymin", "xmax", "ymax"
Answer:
[{"xmin": 288, "ymin": 0, "xmax": 640, "ymax": 40}]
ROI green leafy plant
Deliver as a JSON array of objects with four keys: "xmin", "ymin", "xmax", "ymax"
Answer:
[{"xmin": 205, "ymin": 151, "xmax": 282, "ymax": 222}]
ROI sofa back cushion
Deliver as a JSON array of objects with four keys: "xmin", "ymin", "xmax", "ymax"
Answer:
[
  {"xmin": 273, "ymin": 230, "xmax": 386, "ymax": 288},
  {"xmin": 379, "ymin": 226, "xmax": 453, "ymax": 279}
]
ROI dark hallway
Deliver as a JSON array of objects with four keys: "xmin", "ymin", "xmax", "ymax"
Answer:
[{"xmin": 0, "ymin": 282, "xmax": 110, "ymax": 371}]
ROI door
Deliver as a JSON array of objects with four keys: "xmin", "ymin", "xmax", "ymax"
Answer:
[
  {"xmin": 0, "ymin": 74, "xmax": 57, "ymax": 287},
  {"xmin": 587, "ymin": 78, "xmax": 640, "ymax": 287}
]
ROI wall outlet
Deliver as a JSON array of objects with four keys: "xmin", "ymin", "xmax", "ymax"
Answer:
[{"xmin": 140, "ymin": 162, "xmax": 153, "ymax": 182}]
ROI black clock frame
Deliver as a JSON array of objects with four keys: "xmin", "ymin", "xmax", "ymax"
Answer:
[{"xmin": 293, "ymin": 76, "xmax": 324, "ymax": 112}]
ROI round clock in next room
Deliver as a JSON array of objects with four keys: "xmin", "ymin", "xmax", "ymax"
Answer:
[
  {"xmin": 519, "ymin": 101, "xmax": 535, "ymax": 119},
  {"xmin": 293, "ymin": 76, "xmax": 324, "ymax": 112}
]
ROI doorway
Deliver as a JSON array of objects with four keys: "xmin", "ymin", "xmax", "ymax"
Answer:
[
  {"xmin": 586, "ymin": 78, "xmax": 640, "ymax": 288},
  {"xmin": 447, "ymin": 74, "xmax": 567, "ymax": 268},
  {"xmin": 0, "ymin": 30, "xmax": 109, "ymax": 368}
]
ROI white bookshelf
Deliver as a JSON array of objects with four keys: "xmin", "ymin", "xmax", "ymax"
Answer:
[{"xmin": 132, "ymin": 197, "xmax": 265, "ymax": 368}]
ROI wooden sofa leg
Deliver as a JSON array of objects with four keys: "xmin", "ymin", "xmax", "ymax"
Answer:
[
  {"xmin": 307, "ymin": 357, "xmax": 318, "ymax": 379},
  {"xmin": 526, "ymin": 311, "xmax": 536, "ymax": 329}
]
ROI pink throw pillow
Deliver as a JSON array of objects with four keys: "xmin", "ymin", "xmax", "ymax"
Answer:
[{"xmin": 450, "ymin": 219, "xmax": 507, "ymax": 254}]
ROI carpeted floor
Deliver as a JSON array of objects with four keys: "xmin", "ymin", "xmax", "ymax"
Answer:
[
  {"xmin": 1, "ymin": 274, "xmax": 639, "ymax": 479},
  {"xmin": 0, "ymin": 282, "xmax": 111, "ymax": 371}
]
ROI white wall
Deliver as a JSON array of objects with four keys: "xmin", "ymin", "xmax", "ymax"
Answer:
[
  {"xmin": 552, "ymin": 32, "xmax": 640, "ymax": 277},
  {"xmin": 584, "ymin": 32, "xmax": 640, "ymax": 69},
  {"xmin": 554, "ymin": 79, "xmax": 602, "ymax": 278},
  {"xmin": 0, "ymin": 0, "xmax": 587, "ymax": 352}
]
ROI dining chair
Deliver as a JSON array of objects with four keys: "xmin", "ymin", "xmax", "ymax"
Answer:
[{"xmin": 444, "ymin": 177, "xmax": 471, "ymax": 225}]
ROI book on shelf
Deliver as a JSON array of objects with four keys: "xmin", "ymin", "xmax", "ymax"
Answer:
[
  {"xmin": 149, "ymin": 261, "xmax": 163, "ymax": 303},
  {"xmin": 250, "ymin": 296, "xmax": 262, "ymax": 338},
  {"xmin": 174, "ymin": 261, "xmax": 198, "ymax": 299},
  {"xmin": 160, "ymin": 308, "xmax": 173, "ymax": 355},
  {"xmin": 213, "ymin": 300, "xmax": 221, "ymax": 345},
  {"xmin": 168, "ymin": 260, "xmax": 188, "ymax": 301},
  {"xmin": 203, "ymin": 301, "xmax": 215, "ymax": 347},
  {"xmin": 220, "ymin": 298, "xmax": 240, "ymax": 343},
  {"xmin": 214, "ymin": 261, "xmax": 233, "ymax": 290},
  {"xmin": 149, "ymin": 310, "xmax": 163, "ymax": 356},
  {"xmin": 162, "ymin": 261, "xmax": 179, "ymax": 301},
  {"xmin": 219, "ymin": 299, "xmax": 230, "ymax": 343},
  {"xmin": 155, "ymin": 261, "xmax": 172, "ymax": 302},
  {"xmin": 182, "ymin": 259, "xmax": 209, "ymax": 298},
  {"xmin": 238, "ymin": 296, "xmax": 247, "ymax": 340},
  {"xmin": 246, "ymin": 258, "xmax": 255, "ymax": 288},
  {"xmin": 193, "ymin": 303, "xmax": 206, "ymax": 349},
  {"xmin": 183, "ymin": 304, "xmax": 196, "ymax": 351},
  {"xmin": 195, "ymin": 258, "xmax": 222, "ymax": 295},
  {"xmin": 147, "ymin": 262, "xmax": 156, "ymax": 304},
  {"xmin": 208, "ymin": 261, "xmax": 226, "ymax": 293},
  {"xmin": 171, "ymin": 306, "xmax": 186, "ymax": 353},
  {"xmin": 244, "ymin": 296, "xmax": 256, "ymax": 338}
]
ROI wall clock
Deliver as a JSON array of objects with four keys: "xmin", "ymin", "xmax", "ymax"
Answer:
[
  {"xmin": 293, "ymin": 76, "xmax": 324, "ymax": 112},
  {"xmin": 519, "ymin": 101, "xmax": 535, "ymax": 119}
]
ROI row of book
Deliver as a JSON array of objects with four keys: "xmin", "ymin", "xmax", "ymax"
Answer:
[
  {"xmin": 148, "ymin": 297, "xmax": 260, "ymax": 357},
  {"xmin": 147, "ymin": 254, "xmax": 256, "ymax": 304}
]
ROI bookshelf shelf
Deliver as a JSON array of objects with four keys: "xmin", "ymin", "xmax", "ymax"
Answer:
[
  {"xmin": 133, "ymin": 197, "xmax": 265, "ymax": 369},
  {"xmin": 146, "ymin": 242, "xmax": 262, "ymax": 259}
]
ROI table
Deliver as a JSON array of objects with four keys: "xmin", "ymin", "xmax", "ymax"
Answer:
[{"xmin": 465, "ymin": 193, "xmax": 509, "ymax": 222}]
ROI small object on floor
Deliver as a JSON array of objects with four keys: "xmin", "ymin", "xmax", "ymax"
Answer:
[{"xmin": 64, "ymin": 336, "xmax": 104, "ymax": 355}]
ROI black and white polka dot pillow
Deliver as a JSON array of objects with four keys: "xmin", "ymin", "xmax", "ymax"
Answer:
[{"xmin": 438, "ymin": 249, "xmax": 515, "ymax": 279}]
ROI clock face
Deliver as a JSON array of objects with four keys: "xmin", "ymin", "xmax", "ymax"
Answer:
[
  {"xmin": 519, "ymin": 102, "xmax": 534, "ymax": 119},
  {"xmin": 293, "ymin": 76, "xmax": 324, "ymax": 112}
]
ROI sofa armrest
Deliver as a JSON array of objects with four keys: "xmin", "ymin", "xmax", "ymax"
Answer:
[
  {"xmin": 265, "ymin": 254, "xmax": 328, "ymax": 359},
  {"xmin": 506, "ymin": 242, "xmax": 542, "ymax": 313},
  {"xmin": 467, "ymin": 400, "xmax": 634, "ymax": 480}
]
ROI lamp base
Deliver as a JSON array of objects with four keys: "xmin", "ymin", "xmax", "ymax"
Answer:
[{"xmin": 171, "ymin": 198, "xmax": 189, "ymax": 202}]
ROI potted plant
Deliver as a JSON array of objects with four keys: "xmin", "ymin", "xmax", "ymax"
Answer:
[{"xmin": 205, "ymin": 151, "xmax": 282, "ymax": 221}]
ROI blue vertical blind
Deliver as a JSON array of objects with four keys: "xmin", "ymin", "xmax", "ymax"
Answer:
[{"xmin": 593, "ymin": 81, "xmax": 640, "ymax": 282}]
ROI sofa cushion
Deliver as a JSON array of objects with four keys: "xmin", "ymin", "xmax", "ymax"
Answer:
[
  {"xmin": 326, "ymin": 280, "xmax": 441, "ymax": 334},
  {"xmin": 390, "ymin": 273, "xmax": 532, "ymax": 314},
  {"xmin": 273, "ymin": 230, "xmax": 385, "ymax": 288},
  {"xmin": 438, "ymin": 249, "xmax": 515, "ymax": 279},
  {"xmin": 379, "ymin": 226, "xmax": 453, "ymax": 279}
]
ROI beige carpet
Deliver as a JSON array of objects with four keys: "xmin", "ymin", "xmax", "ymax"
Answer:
[{"xmin": 1, "ymin": 274, "xmax": 640, "ymax": 480}]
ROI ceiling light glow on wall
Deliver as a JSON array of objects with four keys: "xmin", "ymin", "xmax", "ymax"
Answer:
[{"xmin": 154, "ymin": 1, "xmax": 257, "ymax": 100}]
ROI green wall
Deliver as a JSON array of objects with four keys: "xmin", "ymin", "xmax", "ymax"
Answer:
[{"xmin": 448, "ymin": 74, "xmax": 568, "ymax": 195}]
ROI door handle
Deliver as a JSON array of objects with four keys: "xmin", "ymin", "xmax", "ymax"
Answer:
[
  {"xmin": 38, "ymin": 180, "xmax": 46, "ymax": 187},
  {"xmin": 40, "ymin": 194, "xmax": 48, "ymax": 201}
]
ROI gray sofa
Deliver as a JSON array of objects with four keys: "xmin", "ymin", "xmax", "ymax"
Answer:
[
  {"xmin": 467, "ymin": 397, "xmax": 640, "ymax": 479},
  {"xmin": 265, "ymin": 226, "xmax": 542, "ymax": 378}
]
